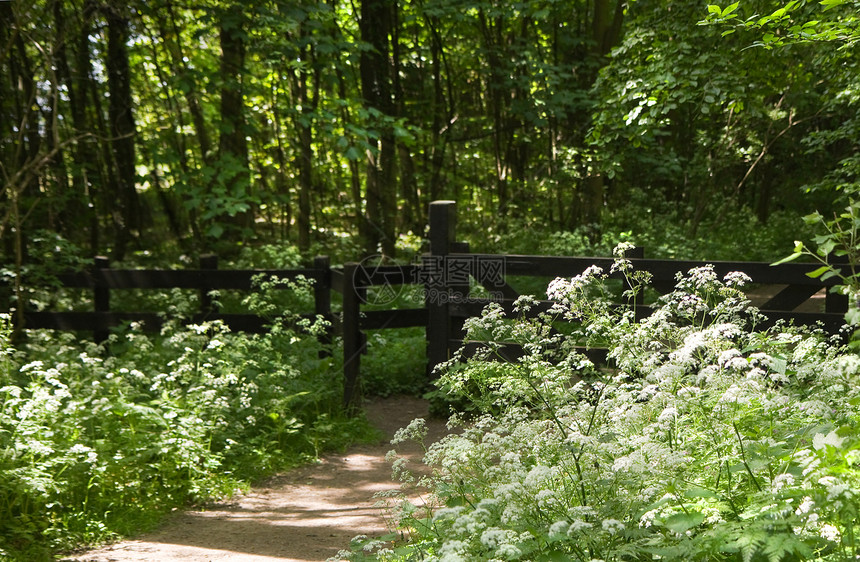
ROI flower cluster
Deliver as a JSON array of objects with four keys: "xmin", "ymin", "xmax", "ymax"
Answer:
[
  {"xmin": 356, "ymin": 261, "xmax": 860, "ymax": 562},
  {"xmin": 0, "ymin": 301, "xmax": 352, "ymax": 559}
]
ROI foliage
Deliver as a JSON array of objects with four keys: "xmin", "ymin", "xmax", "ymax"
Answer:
[
  {"xmin": 702, "ymin": 0, "xmax": 860, "ymax": 49},
  {"xmin": 342, "ymin": 250, "xmax": 860, "ymax": 561},
  {"xmin": 0, "ymin": 288, "xmax": 373, "ymax": 560},
  {"xmin": 479, "ymin": 198, "xmax": 810, "ymax": 262},
  {"xmin": 704, "ymin": 0, "xmax": 860, "ymax": 330},
  {"xmin": 774, "ymin": 193, "xmax": 860, "ymax": 327},
  {"xmin": 4, "ymin": 0, "xmax": 857, "ymax": 261},
  {"xmin": 361, "ymin": 328, "xmax": 428, "ymax": 398}
]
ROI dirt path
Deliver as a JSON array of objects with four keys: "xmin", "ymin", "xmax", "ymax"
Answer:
[{"xmin": 66, "ymin": 396, "xmax": 446, "ymax": 562}]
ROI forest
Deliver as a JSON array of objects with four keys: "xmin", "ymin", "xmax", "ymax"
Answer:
[
  {"xmin": 2, "ymin": 0, "xmax": 860, "ymax": 560},
  {"xmin": 2, "ymin": 0, "xmax": 857, "ymax": 265}
]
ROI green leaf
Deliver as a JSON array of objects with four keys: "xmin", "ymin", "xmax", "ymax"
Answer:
[
  {"xmin": 771, "ymin": 252, "xmax": 802, "ymax": 266},
  {"xmin": 536, "ymin": 552, "xmax": 571, "ymax": 562},
  {"xmin": 684, "ymin": 486, "xmax": 718, "ymax": 499},
  {"xmin": 802, "ymin": 212, "xmax": 823, "ymax": 225},
  {"xmin": 708, "ymin": 4, "xmax": 723, "ymax": 14},
  {"xmin": 207, "ymin": 223, "xmax": 225, "ymax": 238},
  {"xmin": 806, "ymin": 265, "xmax": 831, "ymax": 279},
  {"xmin": 664, "ymin": 512, "xmax": 705, "ymax": 533},
  {"xmin": 821, "ymin": 0, "xmax": 846, "ymax": 10},
  {"xmin": 724, "ymin": 2, "xmax": 740, "ymax": 15},
  {"xmin": 771, "ymin": 355, "xmax": 788, "ymax": 375}
]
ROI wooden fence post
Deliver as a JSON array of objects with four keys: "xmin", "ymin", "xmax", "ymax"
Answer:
[
  {"xmin": 342, "ymin": 262, "xmax": 366, "ymax": 413},
  {"xmin": 313, "ymin": 255, "xmax": 333, "ymax": 358},
  {"xmin": 425, "ymin": 200, "xmax": 457, "ymax": 377},
  {"xmin": 199, "ymin": 254, "xmax": 218, "ymax": 316},
  {"xmin": 93, "ymin": 256, "xmax": 110, "ymax": 344}
]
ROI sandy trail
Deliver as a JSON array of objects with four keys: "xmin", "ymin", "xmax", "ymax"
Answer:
[{"xmin": 65, "ymin": 395, "xmax": 445, "ymax": 562}]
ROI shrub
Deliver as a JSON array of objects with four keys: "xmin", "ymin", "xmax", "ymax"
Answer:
[
  {"xmin": 0, "ymin": 277, "xmax": 372, "ymax": 560},
  {"xmin": 351, "ymin": 247, "xmax": 860, "ymax": 562}
]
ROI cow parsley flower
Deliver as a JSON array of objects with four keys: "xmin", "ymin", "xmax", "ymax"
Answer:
[
  {"xmin": 549, "ymin": 520, "xmax": 570, "ymax": 536},
  {"xmin": 820, "ymin": 524, "xmax": 841, "ymax": 543},
  {"xmin": 723, "ymin": 271, "xmax": 752, "ymax": 288},
  {"xmin": 771, "ymin": 473, "xmax": 794, "ymax": 491},
  {"xmin": 812, "ymin": 430, "xmax": 845, "ymax": 450},
  {"xmin": 601, "ymin": 519, "xmax": 625, "ymax": 535}
]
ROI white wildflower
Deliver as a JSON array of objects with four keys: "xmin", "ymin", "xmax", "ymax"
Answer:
[
  {"xmin": 392, "ymin": 418, "xmax": 428, "ymax": 444},
  {"xmin": 1, "ymin": 385, "xmax": 21, "ymax": 398},
  {"xmin": 820, "ymin": 524, "xmax": 841, "ymax": 543},
  {"xmin": 819, "ymin": 476, "xmax": 851, "ymax": 501},
  {"xmin": 601, "ymin": 519, "xmax": 625, "ymax": 535},
  {"xmin": 480, "ymin": 528, "xmax": 510, "ymax": 548},
  {"xmin": 613, "ymin": 242, "xmax": 636, "ymax": 257},
  {"xmin": 795, "ymin": 497, "xmax": 815, "ymax": 516},
  {"xmin": 771, "ymin": 473, "xmax": 794, "ymax": 491},
  {"xmin": 639, "ymin": 509, "xmax": 658, "ymax": 528},
  {"xmin": 496, "ymin": 543, "xmax": 522, "ymax": 559},
  {"xmin": 568, "ymin": 519, "xmax": 593, "ymax": 533},
  {"xmin": 20, "ymin": 360, "xmax": 44, "ymax": 373},
  {"xmin": 812, "ymin": 430, "xmax": 845, "ymax": 450},
  {"xmin": 657, "ymin": 406, "xmax": 678, "ymax": 423},
  {"xmin": 724, "ymin": 271, "xmax": 752, "ymax": 288},
  {"xmin": 524, "ymin": 464, "xmax": 553, "ymax": 487},
  {"xmin": 69, "ymin": 443, "xmax": 93, "ymax": 456}
]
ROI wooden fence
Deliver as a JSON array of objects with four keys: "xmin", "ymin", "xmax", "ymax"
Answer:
[
  {"xmin": 16, "ymin": 254, "xmax": 334, "ymax": 344},
  {"xmin": 420, "ymin": 201, "xmax": 850, "ymax": 371},
  {"xmin": 3, "ymin": 200, "xmax": 853, "ymax": 411}
]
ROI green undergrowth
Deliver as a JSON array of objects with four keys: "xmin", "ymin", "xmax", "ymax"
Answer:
[
  {"xmin": 362, "ymin": 328, "xmax": 428, "ymax": 398},
  {"xmin": 0, "ymin": 288, "xmax": 378, "ymax": 560},
  {"xmin": 472, "ymin": 200, "xmax": 810, "ymax": 262},
  {"xmin": 343, "ymin": 245, "xmax": 860, "ymax": 562}
]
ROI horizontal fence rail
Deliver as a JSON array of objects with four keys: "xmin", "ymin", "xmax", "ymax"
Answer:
[
  {"xmin": 2, "ymin": 201, "xmax": 855, "ymax": 411},
  {"xmin": 6, "ymin": 255, "xmax": 334, "ymax": 344},
  {"xmin": 422, "ymin": 201, "xmax": 851, "ymax": 375}
]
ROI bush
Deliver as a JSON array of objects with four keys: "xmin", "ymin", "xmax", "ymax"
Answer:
[
  {"xmin": 351, "ymin": 247, "xmax": 860, "ymax": 561},
  {"xmin": 0, "ymin": 278, "xmax": 373, "ymax": 560}
]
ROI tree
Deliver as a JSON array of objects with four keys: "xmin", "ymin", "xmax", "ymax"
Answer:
[
  {"xmin": 215, "ymin": 2, "xmax": 252, "ymax": 239},
  {"xmin": 105, "ymin": 1, "xmax": 142, "ymax": 259},
  {"xmin": 359, "ymin": 0, "xmax": 397, "ymax": 256}
]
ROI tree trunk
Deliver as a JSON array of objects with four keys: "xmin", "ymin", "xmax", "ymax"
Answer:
[
  {"xmin": 51, "ymin": 0, "xmax": 89, "ymax": 237},
  {"xmin": 217, "ymin": 4, "xmax": 251, "ymax": 236},
  {"xmin": 335, "ymin": 66, "xmax": 369, "ymax": 248},
  {"xmin": 73, "ymin": 0, "xmax": 102, "ymax": 253},
  {"xmin": 360, "ymin": 0, "xmax": 397, "ymax": 257},
  {"xmin": 425, "ymin": 15, "xmax": 450, "ymax": 203},
  {"xmin": 105, "ymin": 1, "xmax": 141, "ymax": 260},
  {"xmin": 289, "ymin": 22, "xmax": 317, "ymax": 253},
  {"xmin": 579, "ymin": 0, "xmax": 625, "ymax": 224},
  {"xmin": 163, "ymin": 2, "xmax": 213, "ymax": 164}
]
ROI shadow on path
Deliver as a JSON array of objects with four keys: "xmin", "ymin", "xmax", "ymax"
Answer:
[{"xmin": 66, "ymin": 395, "xmax": 447, "ymax": 562}]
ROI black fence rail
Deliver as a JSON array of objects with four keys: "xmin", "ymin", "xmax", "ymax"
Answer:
[
  {"xmin": 12, "ymin": 255, "xmax": 334, "ymax": 346},
  {"xmin": 2, "ymin": 200, "xmax": 854, "ymax": 411},
  {"xmin": 422, "ymin": 201, "xmax": 850, "ymax": 373}
]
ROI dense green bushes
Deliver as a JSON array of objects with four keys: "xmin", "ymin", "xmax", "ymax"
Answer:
[
  {"xmin": 0, "ymin": 293, "xmax": 373, "ymax": 560},
  {"xmin": 353, "ymin": 248, "xmax": 860, "ymax": 561}
]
